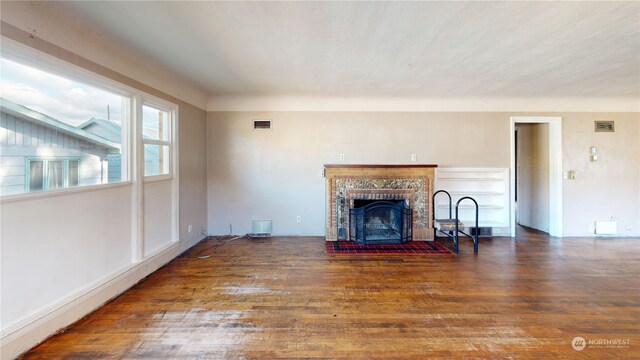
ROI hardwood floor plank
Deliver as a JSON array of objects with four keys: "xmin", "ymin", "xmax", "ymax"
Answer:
[{"xmin": 20, "ymin": 229, "xmax": 640, "ymax": 359}]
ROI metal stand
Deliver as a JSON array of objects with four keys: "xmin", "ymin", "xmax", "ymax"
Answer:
[{"xmin": 433, "ymin": 190, "xmax": 479, "ymax": 254}]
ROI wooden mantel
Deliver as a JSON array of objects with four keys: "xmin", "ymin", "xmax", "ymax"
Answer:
[
  {"xmin": 324, "ymin": 164, "xmax": 438, "ymax": 241},
  {"xmin": 325, "ymin": 164, "xmax": 438, "ymax": 169}
]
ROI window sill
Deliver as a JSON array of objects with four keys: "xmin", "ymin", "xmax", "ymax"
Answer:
[
  {"xmin": 144, "ymin": 175, "xmax": 173, "ymax": 183},
  {"xmin": 0, "ymin": 181, "xmax": 133, "ymax": 204}
]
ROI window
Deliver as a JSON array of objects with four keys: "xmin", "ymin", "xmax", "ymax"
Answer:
[
  {"xmin": 26, "ymin": 158, "xmax": 80, "ymax": 191},
  {"xmin": 142, "ymin": 105, "xmax": 172, "ymax": 177},
  {"xmin": 28, "ymin": 160, "xmax": 44, "ymax": 191},
  {"xmin": 68, "ymin": 160, "xmax": 79, "ymax": 186},
  {"xmin": 0, "ymin": 57, "xmax": 128, "ymax": 196},
  {"xmin": 1, "ymin": 52, "xmax": 178, "ymax": 198}
]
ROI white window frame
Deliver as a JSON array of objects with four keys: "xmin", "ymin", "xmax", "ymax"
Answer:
[
  {"xmin": 0, "ymin": 41, "xmax": 135, "ymax": 200},
  {"xmin": 141, "ymin": 98, "xmax": 177, "ymax": 181}
]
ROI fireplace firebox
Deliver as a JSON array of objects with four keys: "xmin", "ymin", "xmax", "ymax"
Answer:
[{"xmin": 349, "ymin": 200, "xmax": 413, "ymax": 245}]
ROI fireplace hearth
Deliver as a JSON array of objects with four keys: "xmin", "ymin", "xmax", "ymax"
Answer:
[{"xmin": 350, "ymin": 200, "xmax": 412, "ymax": 245}]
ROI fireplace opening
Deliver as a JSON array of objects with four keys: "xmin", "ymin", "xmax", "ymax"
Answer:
[{"xmin": 349, "ymin": 200, "xmax": 412, "ymax": 245}]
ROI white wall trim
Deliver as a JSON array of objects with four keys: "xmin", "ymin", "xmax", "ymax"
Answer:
[
  {"xmin": 208, "ymin": 95, "xmax": 640, "ymax": 112},
  {"xmin": 0, "ymin": 241, "xmax": 182, "ymax": 360},
  {"xmin": 510, "ymin": 116, "xmax": 563, "ymax": 237}
]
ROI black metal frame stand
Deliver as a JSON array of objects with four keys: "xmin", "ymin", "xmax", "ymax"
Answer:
[{"xmin": 432, "ymin": 190, "xmax": 479, "ymax": 254}]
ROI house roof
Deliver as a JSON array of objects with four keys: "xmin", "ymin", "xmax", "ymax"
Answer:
[
  {"xmin": 79, "ymin": 117, "xmax": 160, "ymax": 158},
  {"xmin": 0, "ymin": 97, "xmax": 120, "ymax": 150},
  {"xmin": 79, "ymin": 117, "xmax": 160, "ymax": 141},
  {"xmin": 78, "ymin": 117, "xmax": 122, "ymax": 134}
]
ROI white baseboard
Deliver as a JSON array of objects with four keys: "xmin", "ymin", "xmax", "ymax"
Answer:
[{"xmin": 0, "ymin": 238, "xmax": 202, "ymax": 360}]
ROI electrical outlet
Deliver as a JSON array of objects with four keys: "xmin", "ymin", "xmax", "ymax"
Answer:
[
  {"xmin": 296, "ymin": 215, "xmax": 302, "ymax": 223},
  {"xmin": 493, "ymin": 228, "xmax": 502, "ymax": 234},
  {"xmin": 339, "ymin": 153, "xmax": 345, "ymax": 161},
  {"xmin": 588, "ymin": 224, "xmax": 594, "ymax": 232},
  {"xmin": 411, "ymin": 154, "xmax": 417, "ymax": 162},
  {"xmin": 188, "ymin": 224, "xmax": 192, "ymax": 233}
]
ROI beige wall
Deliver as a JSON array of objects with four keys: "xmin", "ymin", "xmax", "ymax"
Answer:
[
  {"xmin": 208, "ymin": 112, "xmax": 509, "ymax": 235},
  {"xmin": 562, "ymin": 113, "xmax": 640, "ymax": 236},
  {"xmin": 179, "ymin": 103, "xmax": 208, "ymax": 248},
  {"xmin": 207, "ymin": 111, "xmax": 512, "ymax": 235},
  {"xmin": 516, "ymin": 123, "xmax": 550, "ymax": 232},
  {"xmin": 207, "ymin": 111, "xmax": 640, "ymax": 237}
]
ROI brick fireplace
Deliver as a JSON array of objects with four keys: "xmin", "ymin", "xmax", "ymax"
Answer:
[{"xmin": 324, "ymin": 165, "xmax": 437, "ymax": 241}]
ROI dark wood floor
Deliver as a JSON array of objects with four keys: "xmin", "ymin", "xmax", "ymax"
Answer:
[{"xmin": 22, "ymin": 227, "xmax": 640, "ymax": 359}]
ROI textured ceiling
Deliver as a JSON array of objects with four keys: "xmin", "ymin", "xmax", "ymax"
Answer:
[{"xmin": 56, "ymin": 1, "xmax": 639, "ymax": 101}]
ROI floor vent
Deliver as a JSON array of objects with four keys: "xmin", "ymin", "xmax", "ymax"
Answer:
[
  {"xmin": 594, "ymin": 120, "xmax": 614, "ymax": 132},
  {"xmin": 470, "ymin": 227, "xmax": 493, "ymax": 237}
]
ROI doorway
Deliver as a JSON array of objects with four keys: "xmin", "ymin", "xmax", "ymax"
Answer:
[
  {"xmin": 515, "ymin": 123, "xmax": 550, "ymax": 233},
  {"xmin": 509, "ymin": 117, "xmax": 563, "ymax": 237}
]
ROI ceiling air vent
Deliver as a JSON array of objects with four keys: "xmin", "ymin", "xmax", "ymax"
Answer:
[
  {"xmin": 594, "ymin": 121, "xmax": 614, "ymax": 132},
  {"xmin": 253, "ymin": 119, "xmax": 272, "ymax": 130}
]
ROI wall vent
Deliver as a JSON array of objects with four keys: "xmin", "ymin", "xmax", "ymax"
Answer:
[
  {"xmin": 253, "ymin": 119, "xmax": 272, "ymax": 130},
  {"xmin": 594, "ymin": 120, "xmax": 614, "ymax": 132}
]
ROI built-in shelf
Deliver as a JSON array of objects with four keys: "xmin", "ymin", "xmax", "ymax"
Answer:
[{"xmin": 435, "ymin": 168, "xmax": 509, "ymax": 229}]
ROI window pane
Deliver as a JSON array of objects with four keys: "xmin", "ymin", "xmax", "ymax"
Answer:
[
  {"xmin": 68, "ymin": 160, "xmax": 79, "ymax": 186},
  {"xmin": 142, "ymin": 105, "xmax": 169, "ymax": 141},
  {"xmin": 29, "ymin": 161, "xmax": 44, "ymax": 191},
  {"xmin": 1, "ymin": 57, "xmax": 127, "ymax": 196},
  {"xmin": 144, "ymin": 144, "xmax": 170, "ymax": 176},
  {"xmin": 143, "ymin": 104, "xmax": 171, "ymax": 177},
  {"xmin": 144, "ymin": 144, "xmax": 159, "ymax": 176},
  {"xmin": 160, "ymin": 145, "xmax": 170, "ymax": 174},
  {"xmin": 48, "ymin": 160, "xmax": 64, "ymax": 189}
]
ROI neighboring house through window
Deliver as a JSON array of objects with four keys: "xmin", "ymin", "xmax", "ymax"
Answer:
[
  {"xmin": 0, "ymin": 57, "xmax": 127, "ymax": 196},
  {"xmin": 1, "ymin": 56, "xmax": 178, "ymax": 197}
]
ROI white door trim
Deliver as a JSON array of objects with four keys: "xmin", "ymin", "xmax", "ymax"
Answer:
[{"xmin": 510, "ymin": 116, "xmax": 563, "ymax": 237}]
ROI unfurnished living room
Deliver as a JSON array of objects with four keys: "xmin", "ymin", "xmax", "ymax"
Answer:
[{"xmin": 1, "ymin": 1, "xmax": 639, "ymax": 359}]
